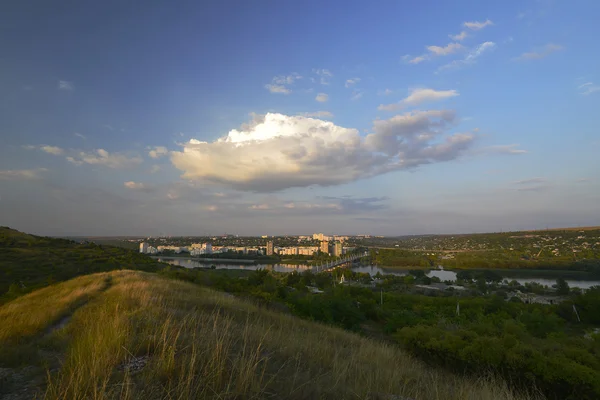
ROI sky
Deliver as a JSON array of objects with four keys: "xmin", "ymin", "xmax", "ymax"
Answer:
[{"xmin": 1, "ymin": 0, "xmax": 599, "ymax": 236}]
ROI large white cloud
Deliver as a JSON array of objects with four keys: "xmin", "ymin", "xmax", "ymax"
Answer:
[{"xmin": 170, "ymin": 112, "xmax": 479, "ymax": 192}]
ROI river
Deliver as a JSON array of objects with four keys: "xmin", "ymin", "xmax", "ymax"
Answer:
[{"xmin": 157, "ymin": 258, "xmax": 600, "ymax": 290}]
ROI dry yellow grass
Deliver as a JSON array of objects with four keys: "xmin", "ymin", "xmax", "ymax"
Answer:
[
  {"xmin": 1, "ymin": 271, "xmax": 544, "ymax": 399},
  {"xmin": 0, "ymin": 273, "xmax": 110, "ymax": 345}
]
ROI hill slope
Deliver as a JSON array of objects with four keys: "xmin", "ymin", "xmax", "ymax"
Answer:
[
  {"xmin": 0, "ymin": 270, "xmax": 539, "ymax": 400},
  {"xmin": 0, "ymin": 227, "xmax": 164, "ymax": 298}
]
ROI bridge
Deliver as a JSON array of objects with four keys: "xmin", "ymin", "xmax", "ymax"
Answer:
[{"xmin": 310, "ymin": 251, "xmax": 369, "ymax": 273}]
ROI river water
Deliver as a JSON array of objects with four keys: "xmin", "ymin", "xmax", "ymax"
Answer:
[{"xmin": 158, "ymin": 258, "xmax": 600, "ymax": 290}]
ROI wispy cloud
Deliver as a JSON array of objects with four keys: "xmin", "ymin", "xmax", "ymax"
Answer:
[
  {"xmin": 379, "ymin": 88, "xmax": 459, "ymax": 111},
  {"xmin": 449, "ymin": 31, "xmax": 468, "ymax": 41},
  {"xmin": 578, "ymin": 82, "xmax": 600, "ymax": 95},
  {"xmin": 66, "ymin": 149, "xmax": 143, "ymax": 168},
  {"xmin": 74, "ymin": 132, "xmax": 86, "ymax": 140},
  {"xmin": 24, "ymin": 145, "xmax": 65, "ymax": 155},
  {"xmin": 516, "ymin": 185, "xmax": 548, "ymax": 192},
  {"xmin": 40, "ymin": 145, "xmax": 64, "ymax": 155},
  {"xmin": 378, "ymin": 89, "xmax": 393, "ymax": 96},
  {"xmin": 58, "ymin": 80, "xmax": 74, "ymax": 91},
  {"xmin": 313, "ymin": 69, "xmax": 333, "ymax": 85},
  {"xmin": 514, "ymin": 43, "xmax": 564, "ymax": 61},
  {"xmin": 513, "ymin": 177, "xmax": 546, "ymax": 185},
  {"xmin": 315, "ymin": 93, "xmax": 329, "ymax": 102},
  {"xmin": 0, "ymin": 168, "xmax": 47, "ymax": 180},
  {"xmin": 345, "ymin": 77, "xmax": 361, "ymax": 88},
  {"xmin": 437, "ymin": 41, "xmax": 496, "ymax": 72},
  {"xmin": 427, "ymin": 42, "xmax": 463, "ymax": 56},
  {"xmin": 123, "ymin": 181, "xmax": 154, "ymax": 192},
  {"xmin": 404, "ymin": 42, "xmax": 463, "ymax": 64},
  {"xmin": 148, "ymin": 146, "xmax": 169, "ymax": 159},
  {"xmin": 265, "ymin": 84, "xmax": 291, "ymax": 94},
  {"xmin": 350, "ymin": 90, "xmax": 363, "ymax": 101},
  {"xmin": 463, "ymin": 19, "xmax": 494, "ymax": 30},
  {"xmin": 482, "ymin": 144, "xmax": 528, "ymax": 155},
  {"xmin": 264, "ymin": 73, "xmax": 301, "ymax": 94}
]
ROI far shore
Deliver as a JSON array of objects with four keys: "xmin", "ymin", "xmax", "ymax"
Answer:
[{"xmin": 152, "ymin": 256, "xmax": 258, "ymax": 264}]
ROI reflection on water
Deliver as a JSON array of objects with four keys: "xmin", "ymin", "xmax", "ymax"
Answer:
[
  {"xmin": 157, "ymin": 258, "xmax": 312, "ymax": 273},
  {"xmin": 351, "ymin": 265, "xmax": 599, "ymax": 289},
  {"xmin": 159, "ymin": 258, "xmax": 600, "ymax": 290}
]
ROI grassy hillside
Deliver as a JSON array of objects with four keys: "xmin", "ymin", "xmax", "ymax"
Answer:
[
  {"xmin": 0, "ymin": 270, "xmax": 539, "ymax": 400},
  {"xmin": 0, "ymin": 227, "xmax": 165, "ymax": 299}
]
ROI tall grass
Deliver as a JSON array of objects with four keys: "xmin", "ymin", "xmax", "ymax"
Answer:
[
  {"xmin": 0, "ymin": 273, "xmax": 111, "ymax": 367},
  {"xmin": 3, "ymin": 270, "xmax": 545, "ymax": 399}
]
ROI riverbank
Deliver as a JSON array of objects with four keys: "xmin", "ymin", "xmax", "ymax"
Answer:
[{"xmin": 153, "ymin": 256, "xmax": 257, "ymax": 264}]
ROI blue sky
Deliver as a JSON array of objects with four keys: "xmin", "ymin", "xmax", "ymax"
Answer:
[{"xmin": 1, "ymin": 0, "xmax": 599, "ymax": 236}]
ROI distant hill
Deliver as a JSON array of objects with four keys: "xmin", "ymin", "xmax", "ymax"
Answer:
[{"xmin": 0, "ymin": 227, "xmax": 165, "ymax": 299}]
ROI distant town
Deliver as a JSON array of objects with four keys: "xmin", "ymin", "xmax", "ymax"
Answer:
[{"xmin": 138, "ymin": 233, "xmax": 361, "ymax": 257}]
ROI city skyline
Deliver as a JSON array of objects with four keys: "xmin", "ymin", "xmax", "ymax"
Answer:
[{"xmin": 1, "ymin": 1, "xmax": 599, "ymax": 236}]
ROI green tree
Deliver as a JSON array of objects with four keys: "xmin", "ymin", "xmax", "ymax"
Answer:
[{"xmin": 555, "ymin": 277, "xmax": 570, "ymax": 295}]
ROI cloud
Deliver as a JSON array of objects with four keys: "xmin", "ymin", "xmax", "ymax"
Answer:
[
  {"xmin": 578, "ymin": 82, "xmax": 600, "ymax": 95},
  {"xmin": 576, "ymin": 178, "xmax": 589, "ymax": 183},
  {"xmin": 170, "ymin": 111, "xmax": 478, "ymax": 192},
  {"xmin": 514, "ymin": 43, "xmax": 563, "ymax": 61},
  {"xmin": 66, "ymin": 149, "xmax": 142, "ymax": 168},
  {"xmin": 437, "ymin": 41, "xmax": 496, "ymax": 72},
  {"xmin": 313, "ymin": 68, "xmax": 333, "ymax": 85},
  {"xmin": 482, "ymin": 144, "xmax": 528, "ymax": 155},
  {"xmin": 265, "ymin": 84, "xmax": 291, "ymax": 94},
  {"xmin": 405, "ymin": 55, "xmax": 427, "ymax": 64},
  {"xmin": 58, "ymin": 80, "xmax": 74, "ymax": 91},
  {"xmin": 449, "ymin": 31, "xmax": 468, "ymax": 41},
  {"xmin": 150, "ymin": 165, "xmax": 161, "ymax": 173},
  {"xmin": 265, "ymin": 73, "xmax": 301, "ymax": 94},
  {"xmin": 124, "ymin": 181, "xmax": 148, "ymax": 190},
  {"xmin": 427, "ymin": 42, "xmax": 463, "ymax": 56},
  {"xmin": 350, "ymin": 90, "xmax": 363, "ymax": 101},
  {"xmin": 318, "ymin": 196, "xmax": 389, "ymax": 212},
  {"xmin": 345, "ymin": 78, "xmax": 361, "ymax": 88},
  {"xmin": 148, "ymin": 146, "xmax": 169, "ymax": 159},
  {"xmin": 378, "ymin": 89, "xmax": 393, "ymax": 96},
  {"xmin": 516, "ymin": 185, "xmax": 548, "ymax": 192},
  {"xmin": 404, "ymin": 42, "xmax": 463, "ymax": 64},
  {"xmin": 245, "ymin": 196, "xmax": 389, "ymax": 215},
  {"xmin": 0, "ymin": 168, "xmax": 47, "ymax": 180},
  {"xmin": 301, "ymin": 111, "xmax": 334, "ymax": 118},
  {"xmin": 74, "ymin": 132, "xmax": 86, "ymax": 140},
  {"xmin": 513, "ymin": 177, "xmax": 546, "ymax": 185},
  {"xmin": 463, "ymin": 19, "xmax": 494, "ymax": 30},
  {"xmin": 315, "ymin": 93, "xmax": 329, "ymax": 102},
  {"xmin": 379, "ymin": 88, "xmax": 459, "ymax": 111},
  {"xmin": 272, "ymin": 73, "xmax": 302, "ymax": 85},
  {"xmin": 40, "ymin": 145, "xmax": 64, "ymax": 155}
]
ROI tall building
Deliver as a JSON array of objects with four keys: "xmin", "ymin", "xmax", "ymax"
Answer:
[
  {"xmin": 320, "ymin": 240, "xmax": 330, "ymax": 254},
  {"xmin": 333, "ymin": 241, "xmax": 343, "ymax": 257},
  {"xmin": 266, "ymin": 241, "xmax": 274, "ymax": 256},
  {"xmin": 139, "ymin": 242, "xmax": 148, "ymax": 254}
]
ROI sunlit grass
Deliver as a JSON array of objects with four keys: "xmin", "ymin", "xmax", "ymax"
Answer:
[{"xmin": 2, "ymin": 270, "xmax": 544, "ymax": 399}]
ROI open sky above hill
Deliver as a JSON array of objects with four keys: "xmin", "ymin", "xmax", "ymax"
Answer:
[{"xmin": 1, "ymin": 0, "xmax": 599, "ymax": 236}]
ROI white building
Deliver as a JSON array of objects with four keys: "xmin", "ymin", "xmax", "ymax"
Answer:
[{"xmin": 139, "ymin": 242, "xmax": 149, "ymax": 253}]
